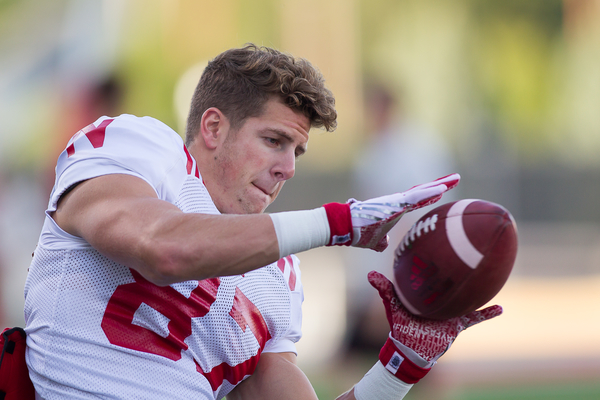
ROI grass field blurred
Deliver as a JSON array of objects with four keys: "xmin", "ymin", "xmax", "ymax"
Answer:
[
  {"xmin": 456, "ymin": 381, "xmax": 600, "ymax": 400},
  {"xmin": 311, "ymin": 376, "xmax": 600, "ymax": 400},
  {"xmin": 304, "ymin": 351, "xmax": 600, "ymax": 400}
]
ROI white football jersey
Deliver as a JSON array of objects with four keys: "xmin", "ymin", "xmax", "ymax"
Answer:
[{"xmin": 24, "ymin": 115, "xmax": 304, "ymax": 400}]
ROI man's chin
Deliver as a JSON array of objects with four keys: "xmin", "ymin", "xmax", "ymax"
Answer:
[
  {"xmin": 250, "ymin": 192, "xmax": 278, "ymax": 214},
  {"xmin": 253, "ymin": 201, "xmax": 272, "ymax": 214},
  {"xmin": 240, "ymin": 198, "xmax": 272, "ymax": 215}
]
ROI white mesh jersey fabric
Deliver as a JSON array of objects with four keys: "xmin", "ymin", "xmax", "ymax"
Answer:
[{"xmin": 23, "ymin": 115, "xmax": 304, "ymax": 400}]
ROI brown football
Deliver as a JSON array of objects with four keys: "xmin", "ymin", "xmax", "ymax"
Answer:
[{"xmin": 393, "ymin": 199, "xmax": 518, "ymax": 320}]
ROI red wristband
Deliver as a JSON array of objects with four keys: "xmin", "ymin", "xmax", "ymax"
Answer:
[
  {"xmin": 379, "ymin": 337, "xmax": 431, "ymax": 384},
  {"xmin": 322, "ymin": 203, "xmax": 353, "ymax": 246}
]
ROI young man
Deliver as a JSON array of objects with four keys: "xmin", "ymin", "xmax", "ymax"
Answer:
[{"xmin": 23, "ymin": 44, "xmax": 500, "ymax": 399}]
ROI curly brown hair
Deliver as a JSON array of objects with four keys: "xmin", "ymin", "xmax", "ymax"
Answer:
[{"xmin": 185, "ymin": 44, "xmax": 337, "ymax": 145}]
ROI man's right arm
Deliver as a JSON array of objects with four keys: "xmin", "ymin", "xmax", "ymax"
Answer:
[
  {"xmin": 53, "ymin": 172, "xmax": 460, "ymax": 286},
  {"xmin": 52, "ymin": 173, "xmax": 281, "ymax": 285}
]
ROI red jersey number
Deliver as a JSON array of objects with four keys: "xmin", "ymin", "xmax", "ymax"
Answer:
[
  {"xmin": 66, "ymin": 119, "xmax": 114, "ymax": 157},
  {"xmin": 101, "ymin": 270, "xmax": 271, "ymax": 390}
]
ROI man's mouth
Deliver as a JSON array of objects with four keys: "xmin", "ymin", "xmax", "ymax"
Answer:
[{"xmin": 252, "ymin": 183, "xmax": 271, "ymax": 196}]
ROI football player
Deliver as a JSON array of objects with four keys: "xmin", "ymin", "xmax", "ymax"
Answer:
[{"xmin": 23, "ymin": 44, "xmax": 500, "ymax": 400}]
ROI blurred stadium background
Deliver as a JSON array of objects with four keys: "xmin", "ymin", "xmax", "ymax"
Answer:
[{"xmin": 1, "ymin": 0, "xmax": 600, "ymax": 398}]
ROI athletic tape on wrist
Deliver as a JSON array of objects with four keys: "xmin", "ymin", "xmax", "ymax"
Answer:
[
  {"xmin": 379, "ymin": 337, "xmax": 431, "ymax": 384},
  {"xmin": 269, "ymin": 208, "xmax": 330, "ymax": 258},
  {"xmin": 353, "ymin": 361, "xmax": 413, "ymax": 400},
  {"xmin": 322, "ymin": 202, "xmax": 352, "ymax": 246}
]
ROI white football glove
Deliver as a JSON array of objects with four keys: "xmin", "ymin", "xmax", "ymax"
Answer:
[{"xmin": 323, "ymin": 174, "xmax": 460, "ymax": 252}]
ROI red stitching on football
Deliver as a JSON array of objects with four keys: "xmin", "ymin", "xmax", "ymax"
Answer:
[{"xmin": 393, "ymin": 199, "xmax": 518, "ymax": 320}]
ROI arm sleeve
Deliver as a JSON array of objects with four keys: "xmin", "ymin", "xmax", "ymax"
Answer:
[{"xmin": 263, "ymin": 254, "xmax": 304, "ymax": 355}]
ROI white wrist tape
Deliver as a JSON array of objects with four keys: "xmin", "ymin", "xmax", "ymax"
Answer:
[
  {"xmin": 269, "ymin": 208, "xmax": 330, "ymax": 258},
  {"xmin": 354, "ymin": 361, "xmax": 413, "ymax": 400}
]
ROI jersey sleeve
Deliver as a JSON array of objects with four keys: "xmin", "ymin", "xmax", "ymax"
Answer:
[
  {"xmin": 263, "ymin": 254, "xmax": 304, "ymax": 354},
  {"xmin": 48, "ymin": 114, "xmax": 188, "ymax": 212}
]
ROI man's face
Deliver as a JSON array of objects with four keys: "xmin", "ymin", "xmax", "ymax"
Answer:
[{"xmin": 210, "ymin": 98, "xmax": 310, "ymax": 214}]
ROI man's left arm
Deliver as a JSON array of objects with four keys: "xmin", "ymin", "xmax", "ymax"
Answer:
[
  {"xmin": 228, "ymin": 270, "xmax": 502, "ymax": 400},
  {"xmin": 226, "ymin": 352, "xmax": 319, "ymax": 400}
]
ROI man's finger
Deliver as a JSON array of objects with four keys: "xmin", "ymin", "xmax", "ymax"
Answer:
[
  {"xmin": 461, "ymin": 305, "xmax": 503, "ymax": 330},
  {"xmin": 404, "ymin": 185, "xmax": 447, "ymax": 205},
  {"xmin": 367, "ymin": 271, "xmax": 395, "ymax": 303},
  {"xmin": 432, "ymin": 173, "xmax": 461, "ymax": 190}
]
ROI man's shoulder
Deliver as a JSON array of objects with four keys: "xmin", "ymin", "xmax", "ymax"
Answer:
[
  {"xmin": 63, "ymin": 114, "xmax": 183, "ymax": 156},
  {"xmin": 64, "ymin": 114, "xmax": 185, "ymax": 162},
  {"xmin": 109, "ymin": 114, "xmax": 183, "ymax": 143},
  {"xmin": 51, "ymin": 114, "xmax": 190, "ymax": 208}
]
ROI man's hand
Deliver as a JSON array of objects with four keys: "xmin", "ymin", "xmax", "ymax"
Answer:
[
  {"xmin": 324, "ymin": 174, "xmax": 460, "ymax": 252},
  {"xmin": 368, "ymin": 270, "xmax": 502, "ymax": 383}
]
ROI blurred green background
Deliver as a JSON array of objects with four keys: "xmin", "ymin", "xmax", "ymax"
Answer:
[{"xmin": 1, "ymin": 0, "xmax": 599, "ymax": 399}]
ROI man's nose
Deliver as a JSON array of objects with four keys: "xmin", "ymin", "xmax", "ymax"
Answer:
[{"xmin": 273, "ymin": 151, "xmax": 296, "ymax": 181}]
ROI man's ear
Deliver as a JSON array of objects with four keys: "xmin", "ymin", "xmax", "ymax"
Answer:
[{"xmin": 200, "ymin": 107, "xmax": 229, "ymax": 149}]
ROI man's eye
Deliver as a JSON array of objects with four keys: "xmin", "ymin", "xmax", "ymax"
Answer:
[{"xmin": 266, "ymin": 138, "xmax": 279, "ymax": 145}]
